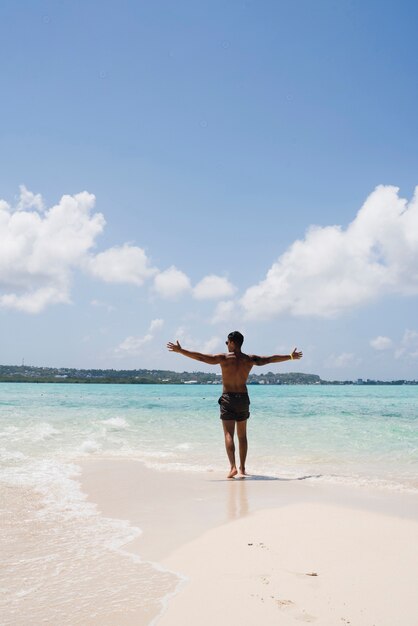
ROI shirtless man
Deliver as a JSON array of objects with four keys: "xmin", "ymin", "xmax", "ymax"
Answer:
[{"xmin": 167, "ymin": 331, "xmax": 303, "ymax": 479}]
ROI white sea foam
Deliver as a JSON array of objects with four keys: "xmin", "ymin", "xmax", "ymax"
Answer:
[
  {"xmin": 79, "ymin": 439, "xmax": 101, "ymax": 454},
  {"xmin": 143, "ymin": 450, "xmax": 175, "ymax": 459},
  {"xmin": 31, "ymin": 422, "xmax": 59, "ymax": 441},
  {"xmin": 0, "ymin": 448, "xmax": 27, "ymax": 461},
  {"xmin": 0, "ymin": 459, "xmax": 181, "ymax": 625},
  {"xmin": 308, "ymin": 472, "xmax": 418, "ymax": 494},
  {"xmin": 0, "ymin": 425, "xmax": 19, "ymax": 436},
  {"xmin": 142, "ymin": 459, "xmax": 216, "ymax": 473},
  {"xmin": 175, "ymin": 442, "xmax": 191, "ymax": 450},
  {"xmin": 102, "ymin": 417, "xmax": 129, "ymax": 429}
]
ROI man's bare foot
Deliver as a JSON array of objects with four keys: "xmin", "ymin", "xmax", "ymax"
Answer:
[
  {"xmin": 239, "ymin": 467, "xmax": 248, "ymax": 477},
  {"xmin": 227, "ymin": 467, "xmax": 238, "ymax": 479}
]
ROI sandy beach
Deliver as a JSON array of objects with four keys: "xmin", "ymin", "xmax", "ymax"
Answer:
[{"xmin": 80, "ymin": 459, "xmax": 418, "ymax": 626}]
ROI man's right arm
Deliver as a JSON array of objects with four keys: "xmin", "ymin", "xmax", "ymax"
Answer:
[
  {"xmin": 167, "ymin": 340, "xmax": 224, "ymax": 365},
  {"xmin": 251, "ymin": 348, "xmax": 303, "ymax": 366}
]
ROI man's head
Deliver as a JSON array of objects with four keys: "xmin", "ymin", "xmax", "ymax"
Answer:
[{"xmin": 226, "ymin": 331, "xmax": 244, "ymax": 351}]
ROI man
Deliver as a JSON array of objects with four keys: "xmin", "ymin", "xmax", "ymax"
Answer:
[{"xmin": 167, "ymin": 331, "xmax": 303, "ymax": 479}]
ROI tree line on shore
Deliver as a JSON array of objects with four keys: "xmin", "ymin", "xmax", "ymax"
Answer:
[{"xmin": 0, "ymin": 365, "xmax": 414, "ymax": 385}]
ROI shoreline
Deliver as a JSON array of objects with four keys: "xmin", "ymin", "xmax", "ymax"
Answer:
[
  {"xmin": 2, "ymin": 379, "xmax": 418, "ymax": 385},
  {"xmin": 79, "ymin": 458, "xmax": 418, "ymax": 625}
]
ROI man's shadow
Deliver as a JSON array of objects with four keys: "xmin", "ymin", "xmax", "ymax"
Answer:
[
  {"xmin": 213, "ymin": 473, "xmax": 323, "ymax": 482},
  {"xmin": 242, "ymin": 473, "xmax": 323, "ymax": 481}
]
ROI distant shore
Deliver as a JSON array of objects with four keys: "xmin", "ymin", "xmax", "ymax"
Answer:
[{"xmin": 0, "ymin": 364, "xmax": 416, "ymax": 385}]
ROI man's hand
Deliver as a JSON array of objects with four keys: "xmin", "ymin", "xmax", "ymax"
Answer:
[
  {"xmin": 166, "ymin": 341, "xmax": 222, "ymax": 364},
  {"xmin": 291, "ymin": 347, "xmax": 303, "ymax": 360},
  {"xmin": 167, "ymin": 340, "xmax": 182, "ymax": 353}
]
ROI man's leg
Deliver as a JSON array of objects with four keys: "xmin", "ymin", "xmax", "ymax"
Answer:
[
  {"xmin": 222, "ymin": 420, "xmax": 237, "ymax": 478},
  {"xmin": 237, "ymin": 419, "xmax": 248, "ymax": 476}
]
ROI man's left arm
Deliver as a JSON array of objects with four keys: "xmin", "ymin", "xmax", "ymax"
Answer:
[
  {"xmin": 251, "ymin": 347, "xmax": 303, "ymax": 366},
  {"xmin": 167, "ymin": 340, "xmax": 224, "ymax": 365}
]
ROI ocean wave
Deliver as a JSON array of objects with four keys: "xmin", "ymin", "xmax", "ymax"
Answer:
[
  {"xmin": 79, "ymin": 440, "xmax": 102, "ymax": 454},
  {"xmin": 31, "ymin": 422, "xmax": 60, "ymax": 442},
  {"xmin": 101, "ymin": 417, "xmax": 129, "ymax": 429},
  {"xmin": 0, "ymin": 448, "xmax": 27, "ymax": 462},
  {"xmin": 175, "ymin": 442, "xmax": 192, "ymax": 450},
  {"xmin": 0, "ymin": 461, "xmax": 181, "ymax": 625}
]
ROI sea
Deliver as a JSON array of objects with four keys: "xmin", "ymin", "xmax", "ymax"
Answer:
[{"xmin": 1, "ymin": 382, "xmax": 417, "ymax": 624}]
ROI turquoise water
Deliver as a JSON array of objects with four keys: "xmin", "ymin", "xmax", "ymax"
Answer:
[
  {"xmin": 1, "ymin": 383, "xmax": 417, "ymax": 491},
  {"xmin": 1, "ymin": 383, "xmax": 417, "ymax": 624}
]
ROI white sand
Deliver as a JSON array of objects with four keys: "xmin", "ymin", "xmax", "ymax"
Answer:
[
  {"xmin": 80, "ymin": 460, "xmax": 418, "ymax": 626},
  {"xmin": 158, "ymin": 503, "xmax": 418, "ymax": 626}
]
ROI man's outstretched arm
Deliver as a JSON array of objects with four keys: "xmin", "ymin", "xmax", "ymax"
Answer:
[
  {"xmin": 251, "ymin": 347, "xmax": 303, "ymax": 366},
  {"xmin": 167, "ymin": 340, "xmax": 224, "ymax": 365}
]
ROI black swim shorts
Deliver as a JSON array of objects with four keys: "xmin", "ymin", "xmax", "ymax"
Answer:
[{"xmin": 218, "ymin": 392, "xmax": 250, "ymax": 422}]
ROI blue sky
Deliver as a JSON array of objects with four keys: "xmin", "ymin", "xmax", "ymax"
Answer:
[{"xmin": 1, "ymin": 0, "xmax": 418, "ymax": 379}]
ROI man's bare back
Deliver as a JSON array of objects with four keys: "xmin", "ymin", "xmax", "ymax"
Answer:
[
  {"xmin": 219, "ymin": 350, "xmax": 255, "ymax": 392},
  {"xmin": 167, "ymin": 331, "xmax": 303, "ymax": 478}
]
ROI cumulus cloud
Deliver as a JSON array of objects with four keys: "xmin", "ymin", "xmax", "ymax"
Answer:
[
  {"xmin": 90, "ymin": 299, "xmax": 115, "ymax": 312},
  {"xmin": 149, "ymin": 318, "xmax": 164, "ymax": 333},
  {"xmin": 241, "ymin": 185, "xmax": 418, "ymax": 319},
  {"xmin": 0, "ymin": 187, "xmax": 105, "ymax": 313},
  {"xmin": 116, "ymin": 318, "xmax": 164, "ymax": 355},
  {"xmin": 211, "ymin": 300, "xmax": 236, "ymax": 324},
  {"xmin": 16, "ymin": 185, "xmax": 44, "ymax": 212},
  {"xmin": 0, "ymin": 186, "xmax": 165, "ymax": 313},
  {"xmin": 395, "ymin": 329, "xmax": 418, "ymax": 359},
  {"xmin": 370, "ymin": 336, "xmax": 393, "ymax": 350},
  {"xmin": 1, "ymin": 186, "xmax": 234, "ymax": 314},
  {"xmin": 193, "ymin": 275, "xmax": 236, "ymax": 300},
  {"xmin": 327, "ymin": 352, "xmax": 360, "ymax": 368},
  {"xmin": 175, "ymin": 326, "xmax": 222, "ymax": 354},
  {"xmin": 153, "ymin": 266, "xmax": 191, "ymax": 299},
  {"xmin": 87, "ymin": 244, "xmax": 157, "ymax": 286}
]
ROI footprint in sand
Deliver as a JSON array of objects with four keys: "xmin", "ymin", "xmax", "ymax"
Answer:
[
  {"xmin": 276, "ymin": 598, "xmax": 295, "ymax": 607},
  {"xmin": 275, "ymin": 598, "xmax": 317, "ymax": 622}
]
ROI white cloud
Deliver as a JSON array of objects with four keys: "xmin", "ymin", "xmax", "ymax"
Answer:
[
  {"xmin": 211, "ymin": 300, "xmax": 236, "ymax": 324},
  {"xmin": 327, "ymin": 352, "xmax": 360, "ymax": 368},
  {"xmin": 149, "ymin": 318, "xmax": 164, "ymax": 333},
  {"xmin": 16, "ymin": 185, "xmax": 44, "ymax": 212},
  {"xmin": 174, "ymin": 326, "xmax": 222, "ymax": 354},
  {"xmin": 0, "ymin": 287, "xmax": 70, "ymax": 314},
  {"xmin": 370, "ymin": 336, "xmax": 393, "ymax": 350},
  {"xmin": 87, "ymin": 244, "xmax": 157, "ymax": 286},
  {"xmin": 241, "ymin": 185, "xmax": 418, "ymax": 319},
  {"xmin": 153, "ymin": 266, "xmax": 191, "ymax": 299},
  {"xmin": 201, "ymin": 336, "xmax": 222, "ymax": 353},
  {"xmin": 0, "ymin": 187, "xmax": 166, "ymax": 313},
  {"xmin": 193, "ymin": 275, "xmax": 236, "ymax": 300},
  {"xmin": 116, "ymin": 318, "xmax": 164, "ymax": 355},
  {"xmin": 395, "ymin": 329, "xmax": 418, "ymax": 359},
  {"xmin": 90, "ymin": 299, "xmax": 115, "ymax": 312},
  {"xmin": 0, "ymin": 188, "xmax": 105, "ymax": 313}
]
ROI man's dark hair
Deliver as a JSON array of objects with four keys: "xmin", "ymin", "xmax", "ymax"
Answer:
[{"xmin": 228, "ymin": 331, "xmax": 244, "ymax": 348}]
